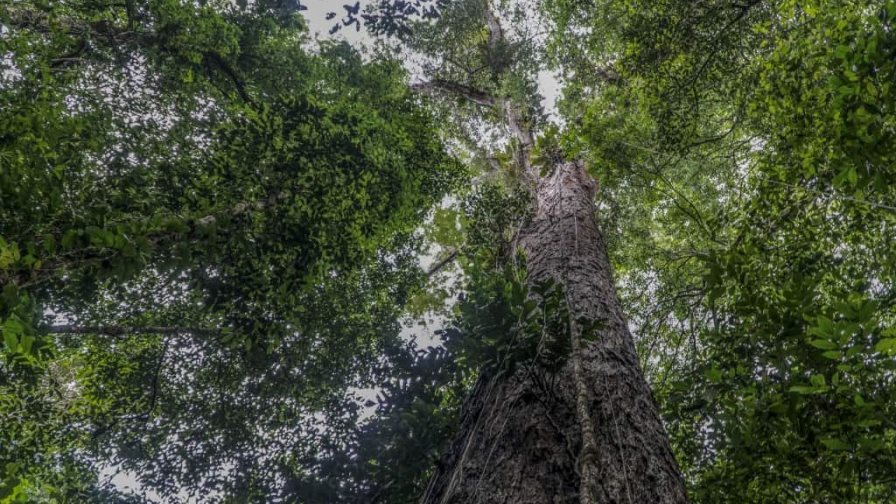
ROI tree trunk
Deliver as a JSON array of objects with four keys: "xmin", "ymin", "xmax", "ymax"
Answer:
[{"xmin": 421, "ymin": 161, "xmax": 688, "ymax": 504}]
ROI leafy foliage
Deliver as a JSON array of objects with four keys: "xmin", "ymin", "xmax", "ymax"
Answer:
[
  {"xmin": 443, "ymin": 259, "xmax": 573, "ymax": 377},
  {"xmin": 1, "ymin": 0, "xmax": 461, "ymax": 499},
  {"xmin": 329, "ymin": 0, "xmax": 448, "ymax": 38},
  {"xmin": 546, "ymin": 0, "xmax": 896, "ymax": 501},
  {"xmin": 4, "ymin": 0, "xmax": 896, "ymax": 502}
]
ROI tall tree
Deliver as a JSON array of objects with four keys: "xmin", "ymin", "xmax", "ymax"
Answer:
[
  {"xmin": 4, "ymin": 0, "xmax": 895, "ymax": 502},
  {"xmin": 403, "ymin": 1, "xmax": 688, "ymax": 502}
]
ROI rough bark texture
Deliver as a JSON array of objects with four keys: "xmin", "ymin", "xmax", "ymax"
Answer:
[{"xmin": 421, "ymin": 161, "xmax": 688, "ymax": 504}]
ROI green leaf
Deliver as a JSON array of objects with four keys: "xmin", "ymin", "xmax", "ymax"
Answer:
[
  {"xmin": 2, "ymin": 317, "xmax": 24, "ymax": 351},
  {"xmin": 809, "ymin": 339, "xmax": 838, "ymax": 350},
  {"xmin": 874, "ymin": 338, "xmax": 896, "ymax": 354},
  {"xmin": 3, "ymin": 331, "xmax": 17, "ymax": 352}
]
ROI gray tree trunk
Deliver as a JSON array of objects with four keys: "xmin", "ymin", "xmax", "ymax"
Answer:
[{"xmin": 421, "ymin": 161, "xmax": 688, "ymax": 504}]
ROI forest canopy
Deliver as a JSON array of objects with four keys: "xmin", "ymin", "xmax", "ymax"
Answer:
[{"xmin": 1, "ymin": 0, "xmax": 895, "ymax": 503}]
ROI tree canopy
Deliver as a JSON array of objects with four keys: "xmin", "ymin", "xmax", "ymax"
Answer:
[
  {"xmin": 1, "ymin": 0, "xmax": 460, "ymax": 499},
  {"xmin": 2, "ymin": 0, "xmax": 895, "ymax": 502},
  {"xmin": 547, "ymin": 0, "xmax": 896, "ymax": 500}
]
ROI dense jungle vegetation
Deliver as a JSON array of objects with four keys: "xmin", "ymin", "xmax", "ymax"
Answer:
[{"xmin": 1, "ymin": 0, "xmax": 894, "ymax": 502}]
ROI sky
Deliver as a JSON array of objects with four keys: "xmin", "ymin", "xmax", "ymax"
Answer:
[{"xmin": 302, "ymin": 1, "xmax": 372, "ymax": 46}]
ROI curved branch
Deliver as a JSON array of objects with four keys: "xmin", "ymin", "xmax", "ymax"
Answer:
[{"xmin": 203, "ymin": 51, "xmax": 258, "ymax": 108}]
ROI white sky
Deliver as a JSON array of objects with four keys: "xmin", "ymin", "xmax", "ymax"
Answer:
[{"xmin": 302, "ymin": 0, "xmax": 372, "ymax": 46}]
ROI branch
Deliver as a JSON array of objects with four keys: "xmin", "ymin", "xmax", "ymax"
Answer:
[
  {"xmin": 482, "ymin": 5, "xmax": 534, "ymax": 173},
  {"xmin": 144, "ymin": 337, "xmax": 170, "ymax": 419},
  {"xmin": 47, "ymin": 325, "xmax": 220, "ymax": 337},
  {"xmin": 91, "ymin": 336, "xmax": 170, "ymax": 440},
  {"xmin": 5, "ymin": 7, "xmax": 147, "ymax": 44},
  {"xmin": 49, "ymin": 38, "xmax": 88, "ymax": 70},
  {"xmin": 194, "ymin": 192, "xmax": 284, "ymax": 227},
  {"xmin": 410, "ymin": 79, "xmax": 497, "ymax": 107},
  {"xmin": 203, "ymin": 51, "xmax": 258, "ymax": 108},
  {"xmin": 503, "ymin": 99, "xmax": 534, "ymax": 167},
  {"xmin": 426, "ymin": 249, "xmax": 458, "ymax": 277},
  {"xmin": 594, "ymin": 66, "xmax": 620, "ymax": 84},
  {"xmin": 5, "ymin": 194, "xmax": 281, "ymax": 290},
  {"xmin": 410, "ymin": 5, "xmax": 537, "ymax": 175}
]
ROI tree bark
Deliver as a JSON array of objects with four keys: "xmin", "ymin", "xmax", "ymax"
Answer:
[{"xmin": 421, "ymin": 161, "xmax": 688, "ymax": 503}]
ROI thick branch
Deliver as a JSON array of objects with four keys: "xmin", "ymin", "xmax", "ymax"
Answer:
[
  {"xmin": 411, "ymin": 5, "xmax": 536, "ymax": 175},
  {"xmin": 3, "ymin": 194, "xmax": 280, "ymax": 289},
  {"xmin": 594, "ymin": 66, "xmax": 621, "ymax": 84},
  {"xmin": 4, "ymin": 7, "xmax": 148, "ymax": 44},
  {"xmin": 194, "ymin": 192, "xmax": 283, "ymax": 227},
  {"xmin": 503, "ymin": 99, "xmax": 534, "ymax": 167}
]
